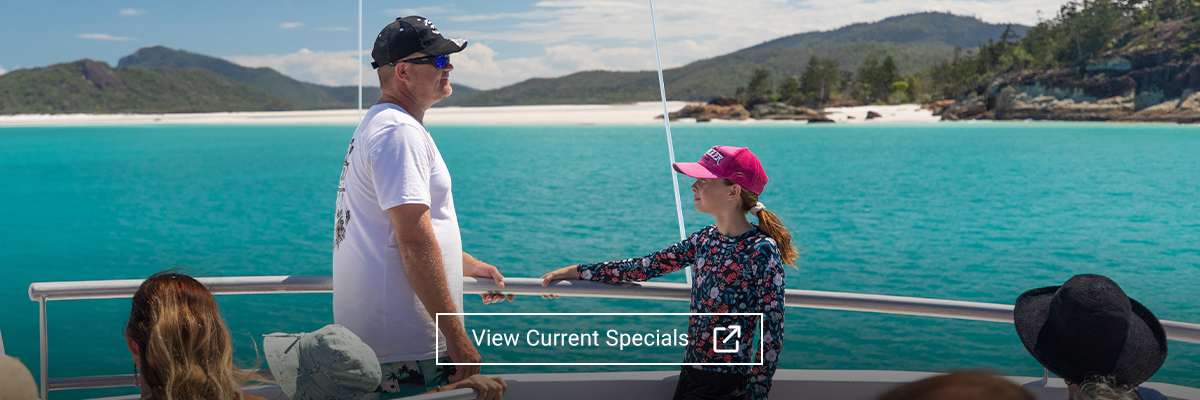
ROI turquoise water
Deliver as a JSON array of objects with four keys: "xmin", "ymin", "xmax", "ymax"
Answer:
[{"xmin": 1, "ymin": 122, "xmax": 1198, "ymax": 398}]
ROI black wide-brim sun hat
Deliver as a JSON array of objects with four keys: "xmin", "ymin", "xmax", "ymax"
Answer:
[{"xmin": 1013, "ymin": 274, "xmax": 1167, "ymax": 386}]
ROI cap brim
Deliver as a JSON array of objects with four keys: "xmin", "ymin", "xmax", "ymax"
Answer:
[
  {"xmin": 673, "ymin": 162, "xmax": 720, "ymax": 179},
  {"xmin": 263, "ymin": 333, "xmax": 303, "ymax": 398},
  {"xmin": 1013, "ymin": 286, "xmax": 1167, "ymax": 386},
  {"xmin": 424, "ymin": 38, "xmax": 468, "ymax": 56}
]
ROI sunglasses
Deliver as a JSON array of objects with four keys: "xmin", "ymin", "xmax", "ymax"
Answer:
[{"xmin": 394, "ymin": 54, "xmax": 450, "ymax": 69}]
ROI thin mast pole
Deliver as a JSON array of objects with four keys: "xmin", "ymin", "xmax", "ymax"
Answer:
[
  {"xmin": 647, "ymin": 0, "xmax": 690, "ymax": 286},
  {"xmin": 357, "ymin": 0, "xmax": 363, "ymax": 120}
]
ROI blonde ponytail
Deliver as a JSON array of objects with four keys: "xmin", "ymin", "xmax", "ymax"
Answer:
[
  {"xmin": 726, "ymin": 180, "xmax": 799, "ymax": 266},
  {"xmin": 754, "ymin": 208, "xmax": 798, "ymax": 266}
]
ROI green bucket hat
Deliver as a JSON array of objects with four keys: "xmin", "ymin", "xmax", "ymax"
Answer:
[{"xmin": 264, "ymin": 324, "xmax": 382, "ymax": 400}]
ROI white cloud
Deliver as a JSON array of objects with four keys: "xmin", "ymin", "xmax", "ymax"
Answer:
[
  {"xmin": 224, "ymin": 49, "xmax": 369, "ymax": 86},
  {"xmin": 281, "ymin": 22, "xmax": 303, "ymax": 29},
  {"xmin": 319, "ymin": 27, "xmax": 351, "ymax": 31},
  {"xmin": 0, "ymin": 64, "xmax": 8, "ymax": 76},
  {"xmin": 449, "ymin": 43, "xmax": 567, "ymax": 89},
  {"xmin": 119, "ymin": 8, "xmax": 146, "ymax": 16},
  {"xmin": 447, "ymin": 42, "xmax": 658, "ymax": 89},
  {"xmin": 386, "ymin": 6, "xmax": 458, "ymax": 16},
  {"xmin": 77, "ymin": 33, "xmax": 136, "ymax": 41},
  {"xmin": 218, "ymin": 43, "xmax": 650, "ymax": 90}
]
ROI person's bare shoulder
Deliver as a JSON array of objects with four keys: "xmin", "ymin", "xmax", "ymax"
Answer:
[{"xmin": 242, "ymin": 394, "xmax": 271, "ymax": 400}]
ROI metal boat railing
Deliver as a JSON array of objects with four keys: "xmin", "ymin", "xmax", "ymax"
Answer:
[{"xmin": 28, "ymin": 276, "xmax": 1200, "ymax": 399}]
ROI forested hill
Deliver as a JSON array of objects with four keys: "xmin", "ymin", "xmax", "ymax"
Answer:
[
  {"xmin": 458, "ymin": 12, "xmax": 1028, "ymax": 106},
  {"xmin": 0, "ymin": 60, "xmax": 298, "ymax": 114},
  {"xmin": 118, "ymin": 46, "xmax": 480, "ymax": 108},
  {"xmin": 119, "ymin": 46, "xmax": 365, "ymax": 109},
  {"xmin": 747, "ymin": 12, "xmax": 1029, "ymax": 50},
  {"xmin": 0, "ymin": 46, "xmax": 483, "ymax": 115}
]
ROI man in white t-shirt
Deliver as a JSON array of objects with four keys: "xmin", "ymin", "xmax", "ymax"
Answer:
[{"xmin": 333, "ymin": 15, "xmax": 509, "ymax": 398}]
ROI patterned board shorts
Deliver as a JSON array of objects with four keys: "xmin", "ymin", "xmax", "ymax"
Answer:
[{"xmin": 363, "ymin": 357, "xmax": 457, "ymax": 399}]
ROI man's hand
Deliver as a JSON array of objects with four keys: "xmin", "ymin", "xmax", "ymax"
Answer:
[
  {"xmin": 445, "ymin": 334, "xmax": 482, "ymax": 383},
  {"xmin": 463, "ymin": 253, "xmax": 514, "ymax": 304},
  {"xmin": 443, "ymin": 375, "xmax": 507, "ymax": 400}
]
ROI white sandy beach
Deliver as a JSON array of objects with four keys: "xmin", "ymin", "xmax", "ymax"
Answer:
[
  {"xmin": 0, "ymin": 101, "xmax": 939, "ymax": 127},
  {"xmin": 823, "ymin": 104, "xmax": 941, "ymax": 123}
]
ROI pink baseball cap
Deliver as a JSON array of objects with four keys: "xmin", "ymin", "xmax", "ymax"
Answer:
[{"xmin": 672, "ymin": 146, "xmax": 768, "ymax": 195}]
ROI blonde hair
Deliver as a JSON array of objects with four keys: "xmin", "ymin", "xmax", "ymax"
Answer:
[
  {"xmin": 126, "ymin": 272, "xmax": 258, "ymax": 400},
  {"xmin": 1074, "ymin": 376, "xmax": 1139, "ymax": 400},
  {"xmin": 726, "ymin": 179, "xmax": 799, "ymax": 266}
]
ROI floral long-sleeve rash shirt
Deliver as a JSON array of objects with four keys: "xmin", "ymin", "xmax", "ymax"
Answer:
[{"xmin": 577, "ymin": 225, "xmax": 785, "ymax": 400}]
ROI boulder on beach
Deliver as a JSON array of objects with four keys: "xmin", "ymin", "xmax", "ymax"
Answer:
[
  {"xmin": 663, "ymin": 100, "xmax": 829, "ymax": 122},
  {"xmin": 664, "ymin": 104, "xmax": 750, "ymax": 121},
  {"xmin": 708, "ymin": 96, "xmax": 740, "ymax": 106},
  {"xmin": 750, "ymin": 102, "xmax": 827, "ymax": 120},
  {"xmin": 922, "ymin": 99, "xmax": 955, "ymax": 115}
]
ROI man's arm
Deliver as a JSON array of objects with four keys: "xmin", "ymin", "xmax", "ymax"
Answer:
[
  {"xmin": 463, "ymin": 252, "xmax": 513, "ymax": 304},
  {"xmin": 388, "ymin": 203, "xmax": 480, "ymax": 382}
]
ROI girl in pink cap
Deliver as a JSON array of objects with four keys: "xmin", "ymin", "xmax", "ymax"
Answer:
[{"xmin": 542, "ymin": 145, "xmax": 796, "ymax": 400}]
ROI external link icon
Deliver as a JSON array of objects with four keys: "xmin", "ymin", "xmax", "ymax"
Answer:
[{"xmin": 712, "ymin": 325, "xmax": 742, "ymax": 354}]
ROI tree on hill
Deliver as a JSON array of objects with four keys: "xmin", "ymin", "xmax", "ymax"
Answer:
[
  {"xmin": 926, "ymin": 0, "xmax": 1200, "ymax": 100},
  {"xmin": 735, "ymin": 68, "xmax": 775, "ymax": 105},
  {"xmin": 798, "ymin": 56, "xmax": 841, "ymax": 108},
  {"xmin": 778, "ymin": 74, "xmax": 801, "ymax": 104},
  {"xmin": 855, "ymin": 55, "xmax": 900, "ymax": 103}
]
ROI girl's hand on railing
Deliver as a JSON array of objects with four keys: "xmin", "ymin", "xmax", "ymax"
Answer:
[{"xmin": 539, "ymin": 265, "xmax": 581, "ymax": 299}]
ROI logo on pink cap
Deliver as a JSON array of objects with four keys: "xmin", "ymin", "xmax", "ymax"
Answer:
[
  {"xmin": 673, "ymin": 146, "xmax": 768, "ymax": 195},
  {"xmin": 705, "ymin": 148, "xmax": 724, "ymax": 165}
]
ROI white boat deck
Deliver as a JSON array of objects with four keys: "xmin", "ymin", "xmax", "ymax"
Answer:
[{"xmin": 82, "ymin": 370, "xmax": 1200, "ymax": 400}]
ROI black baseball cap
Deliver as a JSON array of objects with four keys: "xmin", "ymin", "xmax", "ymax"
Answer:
[{"xmin": 370, "ymin": 16, "xmax": 467, "ymax": 69}]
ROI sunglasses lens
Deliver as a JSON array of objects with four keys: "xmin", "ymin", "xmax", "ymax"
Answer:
[{"xmin": 435, "ymin": 55, "xmax": 449, "ymax": 69}]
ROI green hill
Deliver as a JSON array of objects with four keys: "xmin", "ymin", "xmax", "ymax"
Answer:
[
  {"xmin": 747, "ymin": 12, "xmax": 1029, "ymax": 50},
  {"xmin": 459, "ymin": 12, "xmax": 1028, "ymax": 105},
  {"xmin": 0, "ymin": 60, "xmax": 298, "ymax": 114},
  {"xmin": 437, "ymin": 84, "xmax": 480, "ymax": 107},
  {"xmin": 119, "ymin": 46, "xmax": 369, "ymax": 109},
  {"xmin": 118, "ymin": 46, "xmax": 478, "ymax": 108}
]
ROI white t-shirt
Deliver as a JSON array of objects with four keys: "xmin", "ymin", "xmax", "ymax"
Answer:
[{"xmin": 332, "ymin": 103, "xmax": 463, "ymax": 363}]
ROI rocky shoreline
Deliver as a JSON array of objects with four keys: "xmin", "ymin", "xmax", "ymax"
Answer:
[
  {"xmin": 929, "ymin": 18, "xmax": 1200, "ymax": 124},
  {"xmin": 930, "ymin": 81, "xmax": 1200, "ymax": 123}
]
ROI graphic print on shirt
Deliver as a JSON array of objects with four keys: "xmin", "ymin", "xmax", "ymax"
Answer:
[{"xmin": 334, "ymin": 138, "xmax": 354, "ymax": 250}]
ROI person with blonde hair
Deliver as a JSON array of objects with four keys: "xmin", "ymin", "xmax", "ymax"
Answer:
[
  {"xmin": 1014, "ymin": 274, "xmax": 1169, "ymax": 400},
  {"xmin": 125, "ymin": 272, "xmax": 265, "ymax": 400}
]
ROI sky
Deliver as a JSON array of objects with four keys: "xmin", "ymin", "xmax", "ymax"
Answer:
[{"xmin": 0, "ymin": 0, "xmax": 1071, "ymax": 90}]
